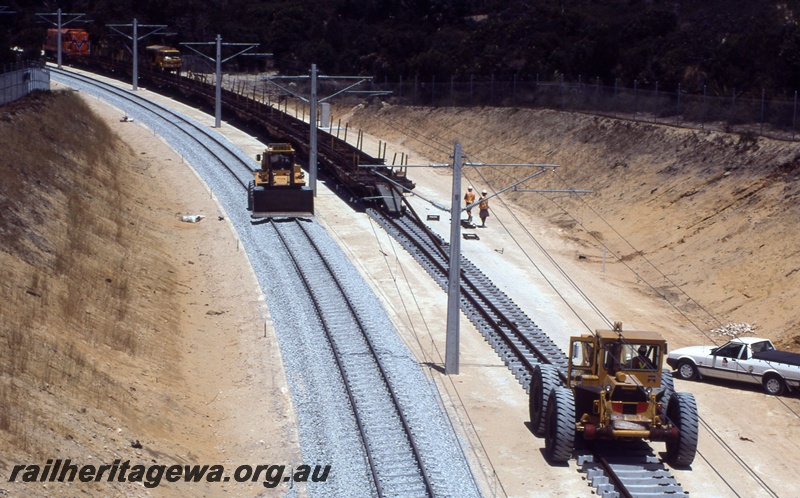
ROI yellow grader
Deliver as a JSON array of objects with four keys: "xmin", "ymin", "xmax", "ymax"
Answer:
[{"xmin": 530, "ymin": 323, "xmax": 698, "ymax": 466}]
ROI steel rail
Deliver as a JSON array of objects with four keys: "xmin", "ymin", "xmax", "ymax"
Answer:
[
  {"xmin": 50, "ymin": 67, "xmax": 253, "ymax": 187},
  {"xmin": 369, "ymin": 208, "xmax": 568, "ymax": 384},
  {"xmin": 271, "ymin": 219, "xmax": 434, "ymax": 497},
  {"xmin": 367, "ymin": 208, "xmax": 695, "ymax": 498}
]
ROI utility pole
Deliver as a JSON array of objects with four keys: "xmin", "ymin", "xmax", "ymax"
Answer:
[
  {"xmin": 36, "ymin": 9, "xmax": 86, "ymax": 69},
  {"xmin": 182, "ymin": 36, "xmax": 258, "ymax": 128},
  {"xmin": 107, "ymin": 19, "xmax": 169, "ymax": 91},
  {"xmin": 265, "ymin": 66, "xmax": 372, "ymax": 195},
  {"xmin": 310, "ymin": 64, "xmax": 318, "ymax": 192},
  {"xmin": 445, "ymin": 144, "xmax": 463, "ymax": 374},
  {"xmin": 362, "ymin": 145, "xmax": 590, "ymax": 374},
  {"xmin": 445, "ymin": 149, "xmax": 576, "ymax": 374}
]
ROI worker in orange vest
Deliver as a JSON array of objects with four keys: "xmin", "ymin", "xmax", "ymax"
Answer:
[
  {"xmin": 464, "ymin": 186, "xmax": 476, "ymax": 223},
  {"xmin": 479, "ymin": 190, "xmax": 490, "ymax": 227}
]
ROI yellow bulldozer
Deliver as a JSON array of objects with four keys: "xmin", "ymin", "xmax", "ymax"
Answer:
[
  {"xmin": 530, "ymin": 322, "xmax": 698, "ymax": 466},
  {"xmin": 247, "ymin": 143, "xmax": 314, "ymax": 218}
]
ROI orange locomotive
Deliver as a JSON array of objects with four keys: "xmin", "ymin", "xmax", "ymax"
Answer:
[{"xmin": 43, "ymin": 28, "xmax": 90, "ymax": 58}]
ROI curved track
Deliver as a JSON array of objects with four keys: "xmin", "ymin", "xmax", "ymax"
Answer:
[
  {"xmin": 51, "ymin": 67, "xmax": 254, "ymax": 187},
  {"xmin": 50, "ymin": 66, "xmax": 480, "ymax": 497}
]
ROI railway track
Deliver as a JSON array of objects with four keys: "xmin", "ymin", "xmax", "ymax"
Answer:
[
  {"xmin": 368, "ymin": 205, "xmax": 692, "ymax": 498},
  {"xmin": 271, "ymin": 219, "xmax": 435, "ymax": 497},
  {"xmin": 50, "ymin": 66, "xmax": 479, "ymax": 497},
  {"xmin": 368, "ymin": 206, "xmax": 569, "ymax": 386},
  {"xmin": 51, "ymin": 67, "xmax": 256, "ymax": 188}
]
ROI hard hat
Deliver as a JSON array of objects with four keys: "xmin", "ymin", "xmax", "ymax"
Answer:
[
  {"xmin": 482, "ymin": 189, "xmax": 487, "ymax": 195},
  {"xmin": 468, "ymin": 186, "xmax": 473, "ymax": 190}
]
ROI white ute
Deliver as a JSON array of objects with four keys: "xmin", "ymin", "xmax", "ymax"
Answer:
[{"xmin": 666, "ymin": 337, "xmax": 800, "ymax": 395}]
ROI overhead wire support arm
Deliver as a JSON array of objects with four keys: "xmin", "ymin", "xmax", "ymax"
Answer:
[
  {"xmin": 181, "ymin": 36, "xmax": 260, "ymax": 128},
  {"xmin": 264, "ymin": 65, "xmax": 373, "ymax": 196},
  {"xmin": 180, "ymin": 41, "xmax": 259, "ymax": 64},
  {"xmin": 106, "ymin": 23, "xmax": 167, "ymax": 38},
  {"xmin": 263, "ymin": 76, "xmax": 371, "ymax": 103},
  {"xmin": 106, "ymin": 19, "xmax": 169, "ymax": 91},
  {"xmin": 441, "ymin": 148, "xmax": 592, "ymax": 374},
  {"xmin": 513, "ymin": 188, "xmax": 593, "ymax": 195},
  {"xmin": 464, "ymin": 162, "xmax": 560, "ymax": 168},
  {"xmin": 263, "ymin": 78, "xmax": 309, "ymax": 103},
  {"xmin": 369, "ymin": 149, "xmax": 590, "ymax": 375},
  {"xmin": 35, "ymin": 9, "xmax": 87, "ymax": 69},
  {"xmin": 319, "ymin": 78, "xmax": 372, "ymax": 102},
  {"xmin": 463, "ymin": 170, "xmax": 551, "ymax": 213}
]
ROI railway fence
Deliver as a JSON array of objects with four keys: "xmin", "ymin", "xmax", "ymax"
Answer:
[
  {"xmin": 0, "ymin": 60, "xmax": 50, "ymax": 106},
  {"xmin": 365, "ymin": 74, "xmax": 800, "ymax": 142},
  {"xmin": 215, "ymin": 69, "xmax": 800, "ymax": 142}
]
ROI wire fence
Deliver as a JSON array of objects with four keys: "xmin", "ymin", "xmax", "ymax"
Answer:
[
  {"xmin": 369, "ymin": 75, "xmax": 800, "ymax": 142},
  {"xmin": 0, "ymin": 61, "xmax": 50, "ymax": 106}
]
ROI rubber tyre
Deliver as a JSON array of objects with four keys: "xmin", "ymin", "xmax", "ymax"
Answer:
[
  {"xmin": 762, "ymin": 375, "xmax": 786, "ymax": 396},
  {"xmin": 544, "ymin": 386, "xmax": 576, "ymax": 464},
  {"xmin": 676, "ymin": 360, "xmax": 698, "ymax": 381},
  {"xmin": 665, "ymin": 392, "xmax": 699, "ymax": 467},
  {"xmin": 529, "ymin": 364, "xmax": 559, "ymax": 437},
  {"xmin": 660, "ymin": 369, "xmax": 675, "ymax": 413}
]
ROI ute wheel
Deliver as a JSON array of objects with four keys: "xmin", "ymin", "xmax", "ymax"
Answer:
[
  {"xmin": 544, "ymin": 386, "xmax": 576, "ymax": 464},
  {"xmin": 676, "ymin": 360, "xmax": 698, "ymax": 381},
  {"xmin": 660, "ymin": 369, "xmax": 675, "ymax": 412},
  {"xmin": 665, "ymin": 392, "xmax": 699, "ymax": 467},
  {"xmin": 529, "ymin": 364, "xmax": 559, "ymax": 437},
  {"xmin": 762, "ymin": 375, "xmax": 786, "ymax": 396}
]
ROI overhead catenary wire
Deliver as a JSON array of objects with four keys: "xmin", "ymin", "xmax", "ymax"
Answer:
[{"xmin": 462, "ymin": 165, "xmax": 612, "ymax": 332}]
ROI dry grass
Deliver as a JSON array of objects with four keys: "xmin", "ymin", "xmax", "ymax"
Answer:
[{"xmin": 0, "ymin": 90, "xmax": 180, "ymax": 466}]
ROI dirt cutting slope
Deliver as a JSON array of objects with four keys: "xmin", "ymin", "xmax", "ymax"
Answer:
[
  {"xmin": 341, "ymin": 103, "xmax": 800, "ymax": 350},
  {"xmin": 0, "ymin": 90, "xmax": 299, "ymax": 497}
]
